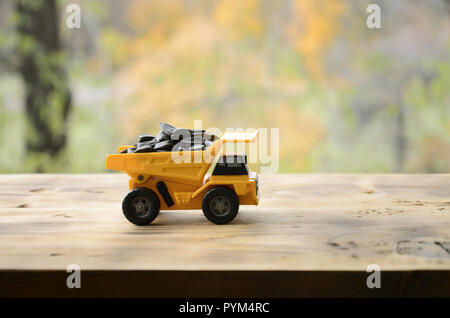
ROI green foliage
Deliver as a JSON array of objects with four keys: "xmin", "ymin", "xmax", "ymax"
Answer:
[
  {"xmin": 0, "ymin": 76, "xmax": 26, "ymax": 173},
  {"xmin": 0, "ymin": 0, "xmax": 448, "ymax": 173}
]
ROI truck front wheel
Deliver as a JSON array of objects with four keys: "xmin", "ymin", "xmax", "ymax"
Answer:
[
  {"xmin": 202, "ymin": 187, "xmax": 239, "ymax": 224},
  {"xmin": 122, "ymin": 188, "xmax": 160, "ymax": 226}
]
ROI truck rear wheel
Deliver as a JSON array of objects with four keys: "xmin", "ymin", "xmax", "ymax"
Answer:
[
  {"xmin": 202, "ymin": 187, "xmax": 239, "ymax": 224},
  {"xmin": 122, "ymin": 188, "xmax": 160, "ymax": 226}
]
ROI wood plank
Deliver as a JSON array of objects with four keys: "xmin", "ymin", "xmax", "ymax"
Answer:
[{"xmin": 0, "ymin": 174, "xmax": 449, "ymax": 297}]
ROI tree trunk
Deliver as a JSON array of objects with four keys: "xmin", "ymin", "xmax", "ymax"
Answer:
[
  {"xmin": 394, "ymin": 102, "xmax": 407, "ymax": 172},
  {"xmin": 15, "ymin": 0, "xmax": 71, "ymax": 172}
]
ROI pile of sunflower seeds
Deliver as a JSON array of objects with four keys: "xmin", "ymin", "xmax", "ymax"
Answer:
[{"xmin": 122, "ymin": 122, "xmax": 219, "ymax": 154}]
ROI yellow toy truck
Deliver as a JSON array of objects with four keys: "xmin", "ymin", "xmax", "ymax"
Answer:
[{"xmin": 106, "ymin": 130, "xmax": 259, "ymax": 225}]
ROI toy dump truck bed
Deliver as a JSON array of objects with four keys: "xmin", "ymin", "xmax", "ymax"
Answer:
[{"xmin": 106, "ymin": 149, "xmax": 213, "ymax": 184}]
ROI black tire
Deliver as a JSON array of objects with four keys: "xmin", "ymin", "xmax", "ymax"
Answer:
[
  {"xmin": 202, "ymin": 187, "xmax": 239, "ymax": 224},
  {"xmin": 122, "ymin": 188, "xmax": 160, "ymax": 225}
]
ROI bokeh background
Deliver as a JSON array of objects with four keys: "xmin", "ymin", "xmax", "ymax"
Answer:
[{"xmin": 0, "ymin": 0, "xmax": 449, "ymax": 173}]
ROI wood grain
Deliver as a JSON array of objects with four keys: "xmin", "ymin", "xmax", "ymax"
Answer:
[{"xmin": 0, "ymin": 174, "xmax": 449, "ymax": 297}]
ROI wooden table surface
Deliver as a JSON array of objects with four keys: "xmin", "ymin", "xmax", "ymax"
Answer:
[{"xmin": 0, "ymin": 173, "xmax": 449, "ymax": 297}]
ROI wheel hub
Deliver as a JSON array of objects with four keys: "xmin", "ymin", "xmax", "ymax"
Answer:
[
  {"xmin": 131, "ymin": 197, "xmax": 150, "ymax": 216},
  {"xmin": 210, "ymin": 196, "xmax": 230, "ymax": 216}
]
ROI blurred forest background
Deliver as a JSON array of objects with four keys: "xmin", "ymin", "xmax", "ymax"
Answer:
[{"xmin": 0, "ymin": 0, "xmax": 449, "ymax": 173}]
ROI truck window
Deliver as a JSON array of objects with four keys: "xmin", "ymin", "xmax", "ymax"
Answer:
[{"xmin": 212, "ymin": 154, "xmax": 249, "ymax": 175}]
